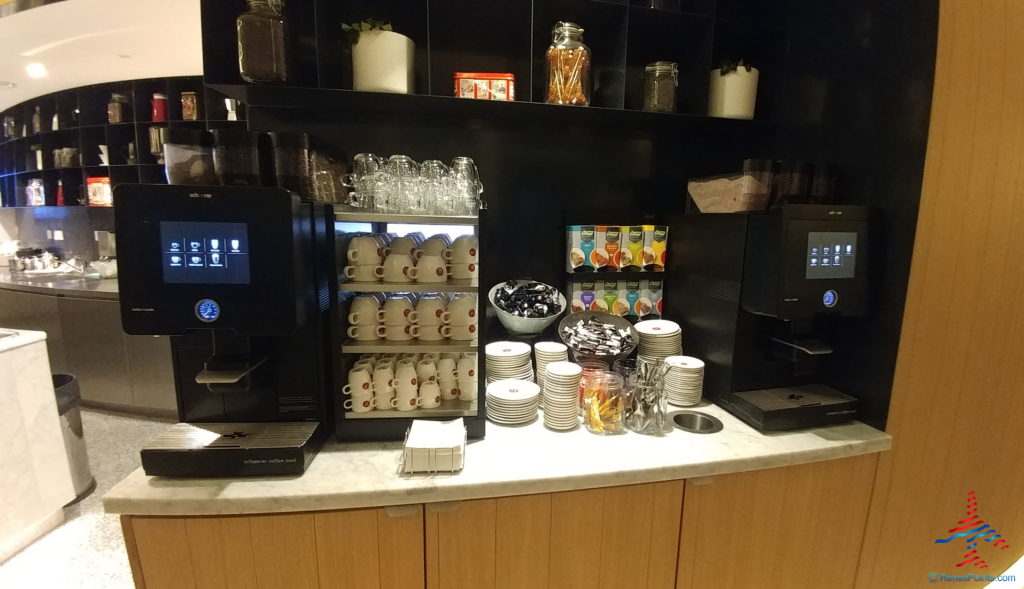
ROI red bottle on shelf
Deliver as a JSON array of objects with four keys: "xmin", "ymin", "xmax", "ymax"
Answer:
[{"xmin": 151, "ymin": 93, "xmax": 168, "ymax": 122}]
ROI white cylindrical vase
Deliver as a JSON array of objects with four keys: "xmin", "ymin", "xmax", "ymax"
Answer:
[
  {"xmin": 707, "ymin": 67, "xmax": 759, "ymax": 120},
  {"xmin": 352, "ymin": 30, "xmax": 415, "ymax": 94}
]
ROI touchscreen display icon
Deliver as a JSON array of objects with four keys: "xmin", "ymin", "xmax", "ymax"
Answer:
[
  {"xmin": 169, "ymin": 241, "xmax": 181, "ymax": 252},
  {"xmin": 189, "ymin": 241, "xmax": 203, "ymax": 252},
  {"xmin": 230, "ymin": 239, "xmax": 241, "ymax": 252},
  {"xmin": 209, "ymin": 239, "xmax": 221, "ymax": 252}
]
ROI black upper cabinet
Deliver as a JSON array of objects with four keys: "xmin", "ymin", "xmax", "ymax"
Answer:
[{"xmin": 199, "ymin": 0, "xmax": 791, "ymax": 119}]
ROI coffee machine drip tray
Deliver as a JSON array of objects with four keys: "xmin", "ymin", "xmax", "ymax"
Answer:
[
  {"xmin": 141, "ymin": 422, "xmax": 323, "ymax": 477},
  {"xmin": 729, "ymin": 384, "xmax": 859, "ymax": 432}
]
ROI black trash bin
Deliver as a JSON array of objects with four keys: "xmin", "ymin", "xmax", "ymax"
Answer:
[{"xmin": 53, "ymin": 374, "xmax": 96, "ymax": 504}]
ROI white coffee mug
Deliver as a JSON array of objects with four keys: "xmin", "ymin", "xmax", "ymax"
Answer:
[
  {"xmin": 419, "ymin": 381, "xmax": 442, "ymax": 408},
  {"xmin": 373, "ymin": 389, "xmax": 395, "ymax": 411},
  {"xmin": 408, "ymin": 254, "xmax": 448, "ymax": 283},
  {"xmin": 443, "ymin": 235, "xmax": 478, "ymax": 263},
  {"xmin": 347, "ymin": 324, "xmax": 381, "ymax": 341},
  {"xmin": 396, "ymin": 387, "xmax": 421, "ymax": 411},
  {"xmin": 344, "ymin": 264, "xmax": 380, "ymax": 282},
  {"xmin": 375, "ymin": 253, "xmax": 414, "ymax": 283},
  {"xmin": 349, "ymin": 295, "xmax": 382, "ymax": 321},
  {"xmin": 416, "ymin": 235, "xmax": 450, "ymax": 259},
  {"xmin": 417, "ymin": 324, "xmax": 446, "ymax": 341},
  {"xmin": 344, "ymin": 396, "xmax": 377, "ymax": 412},
  {"xmin": 395, "ymin": 364, "xmax": 418, "ymax": 389},
  {"xmin": 442, "ymin": 324, "xmax": 477, "ymax": 341},
  {"xmin": 347, "ymin": 235, "xmax": 382, "ymax": 265},
  {"xmin": 459, "ymin": 381, "xmax": 479, "ymax": 401},
  {"xmin": 447, "ymin": 294, "xmax": 478, "ymax": 324},
  {"xmin": 384, "ymin": 235, "xmax": 419, "ymax": 258},
  {"xmin": 344, "ymin": 367, "xmax": 372, "ymax": 393},
  {"xmin": 436, "ymin": 358, "xmax": 456, "ymax": 382},
  {"xmin": 420, "ymin": 352, "xmax": 439, "ymax": 362},
  {"xmin": 455, "ymin": 360, "xmax": 476, "ymax": 380},
  {"xmin": 441, "ymin": 352, "xmax": 462, "ymax": 362},
  {"xmin": 415, "ymin": 360, "xmax": 437, "ymax": 384},
  {"xmin": 412, "ymin": 297, "xmax": 447, "ymax": 326},
  {"xmin": 372, "ymin": 366, "xmax": 395, "ymax": 392},
  {"xmin": 439, "ymin": 379, "xmax": 460, "ymax": 401},
  {"xmin": 377, "ymin": 296, "xmax": 415, "ymax": 324},
  {"xmin": 378, "ymin": 324, "xmax": 420, "ymax": 341},
  {"xmin": 447, "ymin": 262, "xmax": 478, "ymax": 280},
  {"xmin": 352, "ymin": 360, "xmax": 375, "ymax": 374}
]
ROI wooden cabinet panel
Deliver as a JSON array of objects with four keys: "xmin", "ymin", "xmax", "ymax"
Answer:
[
  {"xmin": 314, "ymin": 505, "xmax": 425, "ymax": 589},
  {"xmin": 495, "ymin": 494, "xmax": 552, "ymax": 589},
  {"xmin": 376, "ymin": 506, "xmax": 426, "ymax": 589},
  {"xmin": 249, "ymin": 513, "xmax": 320, "ymax": 589},
  {"xmin": 183, "ymin": 517, "xmax": 257, "ymax": 589},
  {"xmin": 426, "ymin": 482, "xmax": 683, "ymax": 589},
  {"xmin": 677, "ymin": 454, "xmax": 878, "ymax": 589},
  {"xmin": 426, "ymin": 499, "xmax": 497, "ymax": 589},
  {"xmin": 130, "ymin": 517, "xmax": 197, "ymax": 589}
]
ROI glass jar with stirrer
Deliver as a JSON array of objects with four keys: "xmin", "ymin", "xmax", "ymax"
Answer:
[{"xmin": 545, "ymin": 22, "xmax": 592, "ymax": 106}]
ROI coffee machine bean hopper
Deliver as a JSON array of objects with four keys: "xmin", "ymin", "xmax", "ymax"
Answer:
[{"xmin": 115, "ymin": 185, "xmax": 338, "ymax": 476}]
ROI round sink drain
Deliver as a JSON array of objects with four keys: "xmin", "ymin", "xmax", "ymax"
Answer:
[{"xmin": 670, "ymin": 410, "xmax": 723, "ymax": 434}]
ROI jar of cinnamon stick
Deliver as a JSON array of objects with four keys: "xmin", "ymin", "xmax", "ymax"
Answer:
[{"xmin": 545, "ymin": 22, "xmax": 591, "ymax": 106}]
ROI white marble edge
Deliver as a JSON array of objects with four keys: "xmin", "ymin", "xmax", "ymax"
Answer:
[{"xmin": 103, "ymin": 402, "xmax": 891, "ymax": 517}]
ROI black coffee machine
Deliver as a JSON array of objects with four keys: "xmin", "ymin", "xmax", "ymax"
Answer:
[
  {"xmin": 115, "ymin": 185, "xmax": 338, "ymax": 476},
  {"xmin": 677, "ymin": 205, "xmax": 872, "ymax": 431}
]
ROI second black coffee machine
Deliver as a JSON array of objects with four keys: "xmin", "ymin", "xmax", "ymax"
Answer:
[{"xmin": 677, "ymin": 205, "xmax": 872, "ymax": 431}]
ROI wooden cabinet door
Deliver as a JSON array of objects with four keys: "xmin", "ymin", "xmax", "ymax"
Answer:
[
  {"xmin": 425, "ymin": 481, "xmax": 684, "ymax": 589},
  {"xmin": 126, "ymin": 505, "xmax": 425, "ymax": 589},
  {"xmin": 314, "ymin": 504, "xmax": 425, "ymax": 589},
  {"xmin": 676, "ymin": 453, "xmax": 879, "ymax": 589}
]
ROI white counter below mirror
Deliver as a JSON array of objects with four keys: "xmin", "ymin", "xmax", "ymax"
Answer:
[{"xmin": 103, "ymin": 401, "xmax": 890, "ymax": 517}]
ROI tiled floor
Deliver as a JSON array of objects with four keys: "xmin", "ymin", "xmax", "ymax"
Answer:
[{"xmin": 0, "ymin": 408, "xmax": 170, "ymax": 589}]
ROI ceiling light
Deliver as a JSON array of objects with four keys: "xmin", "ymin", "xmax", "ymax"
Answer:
[
  {"xmin": 25, "ymin": 63, "xmax": 47, "ymax": 78},
  {"xmin": 117, "ymin": 54, "xmax": 132, "ymax": 59},
  {"xmin": 0, "ymin": 81, "xmax": 16, "ymax": 90}
]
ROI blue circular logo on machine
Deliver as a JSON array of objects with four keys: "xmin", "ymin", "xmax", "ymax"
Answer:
[
  {"xmin": 195, "ymin": 299, "xmax": 221, "ymax": 323},
  {"xmin": 823, "ymin": 290, "xmax": 838, "ymax": 308}
]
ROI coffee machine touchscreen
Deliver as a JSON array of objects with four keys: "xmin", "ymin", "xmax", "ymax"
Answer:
[
  {"xmin": 806, "ymin": 231, "xmax": 856, "ymax": 280},
  {"xmin": 161, "ymin": 221, "xmax": 250, "ymax": 284}
]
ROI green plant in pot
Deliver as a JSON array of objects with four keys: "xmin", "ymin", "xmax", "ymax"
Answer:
[
  {"xmin": 708, "ymin": 59, "xmax": 760, "ymax": 120},
  {"xmin": 342, "ymin": 19, "xmax": 414, "ymax": 94}
]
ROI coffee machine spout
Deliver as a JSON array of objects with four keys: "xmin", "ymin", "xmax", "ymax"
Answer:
[
  {"xmin": 770, "ymin": 337, "xmax": 833, "ymax": 356},
  {"xmin": 196, "ymin": 357, "xmax": 268, "ymax": 385}
]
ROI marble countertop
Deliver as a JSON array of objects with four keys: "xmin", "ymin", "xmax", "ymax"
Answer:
[
  {"xmin": 0, "ymin": 269, "xmax": 118, "ymax": 300},
  {"xmin": 103, "ymin": 402, "xmax": 891, "ymax": 516}
]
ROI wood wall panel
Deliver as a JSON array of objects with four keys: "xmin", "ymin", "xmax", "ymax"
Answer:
[
  {"xmin": 677, "ymin": 455, "xmax": 878, "ymax": 589},
  {"xmin": 376, "ymin": 506, "xmax": 427, "ymax": 589},
  {"xmin": 856, "ymin": 1, "xmax": 1024, "ymax": 585}
]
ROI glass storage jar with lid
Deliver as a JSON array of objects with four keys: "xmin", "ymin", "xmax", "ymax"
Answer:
[
  {"xmin": 642, "ymin": 61, "xmax": 678, "ymax": 112},
  {"xmin": 108, "ymin": 93, "xmax": 131, "ymax": 124},
  {"xmin": 237, "ymin": 0, "xmax": 289, "ymax": 84},
  {"xmin": 545, "ymin": 22, "xmax": 591, "ymax": 106}
]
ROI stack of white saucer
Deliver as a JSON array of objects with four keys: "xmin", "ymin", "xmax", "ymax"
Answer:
[
  {"xmin": 533, "ymin": 341, "xmax": 569, "ymax": 393},
  {"xmin": 542, "ymin": 361, "xmax": 583, "ymax": 430},
  {"xmin": 635, "ymin": 319, "xmax": 683, "ymax": 361},
  {"xmin": 485, "ymin": 341, "xmax": 534, "ymax": 384},
  {"xmin": 485, "ymin": 379, "xmax": 540, "ymax": 425},
  {"xmin": 664, "ymin": 355, "xmax": 705, "ymax": 406}
]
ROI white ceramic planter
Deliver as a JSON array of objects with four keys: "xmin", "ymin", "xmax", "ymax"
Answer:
[
  {"xmin": 352, "ymin": 30, "xmax": 415, "ymax": 94},
  {"xmin": 707, "ymin": 66, "xmax": 759, "ymax": 120}
]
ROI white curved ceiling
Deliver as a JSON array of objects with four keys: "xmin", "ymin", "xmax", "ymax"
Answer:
[{"xmin": 0, "ymin": 0, "xmax": 202, "ymax": 111}]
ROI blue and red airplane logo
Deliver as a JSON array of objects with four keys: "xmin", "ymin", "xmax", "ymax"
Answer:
[{"xmin": 935, "ymin": 490, "xmax": 1010, "ymax": 568}]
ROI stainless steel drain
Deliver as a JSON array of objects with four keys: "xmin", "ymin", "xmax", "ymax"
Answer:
[{"xmin": 670, "ymin": 411, "xmax": 723, "ymax": 434}]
